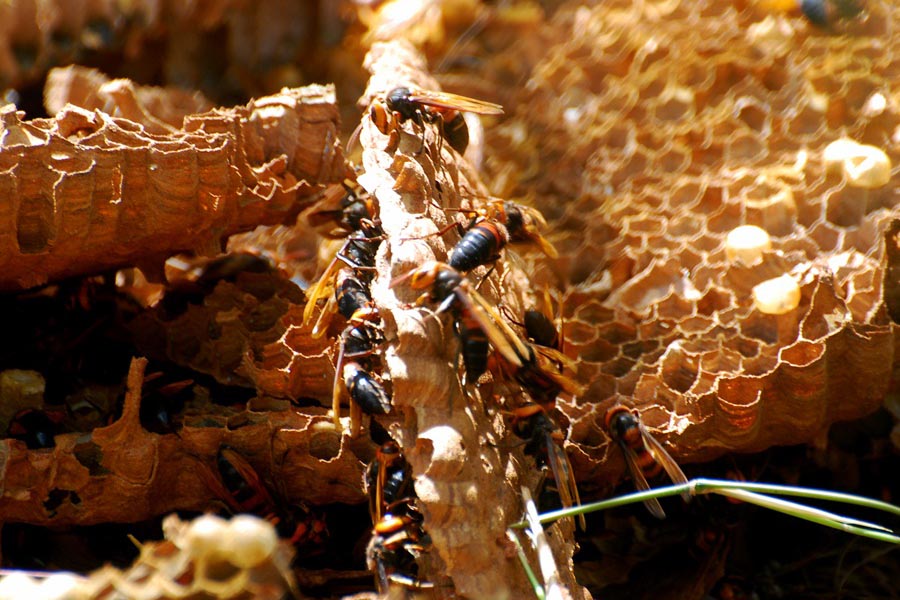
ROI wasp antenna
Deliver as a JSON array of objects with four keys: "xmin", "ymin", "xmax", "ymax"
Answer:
[
  {"xmin": 345, "ymin": 120, "xmax": 364, "ymax": 154},
  {"xmin": 331, "ymin": 342, "xmax": 347, "ymax": 430}
]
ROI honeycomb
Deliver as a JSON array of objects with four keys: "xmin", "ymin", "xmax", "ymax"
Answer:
[
  {"xmin": 0, "ymin": 357, "xmax": 363, "ymax": 528},
  {"xmin": 43, "ymin": 65, "xmax": 214, "ymax": 132}
]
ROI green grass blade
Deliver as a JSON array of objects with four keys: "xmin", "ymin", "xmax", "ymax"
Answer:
[
  {"xmin": 510, "ymin": 484, "xmax": 691, "ymax": 528},
  {"xmin": 714, "ymin": 488, "xmax": 900, "ymax": 543},
  {"xmin": 507, "ymin": 531, "xmax": 545, "ymax": 600},
  {"xmin": 521, "ymin": 486, "xmax": 566, "ymax": 600},
  {"xmin": 512, "ymin": 479, "xmax": 900, "ymax": 545},
  {"xmin": 689, "ymin": 478, "xmax": 900, "ymax": 518}
]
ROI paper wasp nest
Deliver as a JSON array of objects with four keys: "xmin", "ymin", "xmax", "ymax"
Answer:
[
  {"xmin": 319, "ymin": 39, "xmax": 585, "ymax": 599},
  {"xmin": 1, "ymin": 0, "xmax": 899, "ymax": 598}
]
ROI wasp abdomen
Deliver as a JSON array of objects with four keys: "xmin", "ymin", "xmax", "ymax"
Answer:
[
  {"xmin": 336, "ymin": 275, "xmax": 371, "ymax": 321},
  {"xmin": 449, "ymin": 221, "xmax": 507, "ymax": 272},
  {"xmin": 523, "ymin": 309, "xmax": 560, "ymax": 350},
  {"xmin": 443, "ymin": 113, "xmax": 469, "ymax": 155},
  {"xmin": 459, "ymin": 327, "xmax": 490, "ymax": 382},
  {"xmin": 344, "ymin": 364, "xmax": 391, "ymax": 415}
]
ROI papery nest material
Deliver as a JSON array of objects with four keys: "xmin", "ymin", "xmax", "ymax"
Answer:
[
  {"xmin": 0, "ymin": 83, "xmax": 349, "ymax": 290},
  {"xmin": 353, "ymin": 39, "xmax": 588, "ymax": 599},
  {"xmin": 0, "ymin": 357, "xmax": 364, "ymax": 527}
]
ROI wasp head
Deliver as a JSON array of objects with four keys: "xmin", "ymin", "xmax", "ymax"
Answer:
[
  {"xmin": 605, "ymin": 405, "xmax": 640, "ymax": 443},
  {"xmin": 385, "ymin": 87, "xmax": 417, "ymax": 120}
]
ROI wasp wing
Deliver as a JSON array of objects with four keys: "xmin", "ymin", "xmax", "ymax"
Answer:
[
  {"xmin": 457, "ymin": 286, "xmax": 529, "ymax": 369},
  {"xmin": 511, "ymin": 206, "xmax": 558, "ymax": 258},
  {"xmin": 467, "ymin": 283, "xmax": 533, "ymax": 363},
  {"xmin": 406, "ymin": 89, "xmax": 504, "ymax": 115},
  {"xmin": 639, "ymin": 422, "xmax": 691, "ymax": 502},
  {"xmin": 454, "ymin": 283, "xmax": 528, "ymax": 369},
  {"xmin": 529, "ymin": 234, "xmax": 559, "ymax": 259},
  {"xmin": 532, "ymin": 346, "xmax": 585, "ymax": 398},
  {"xmin": 617, "ymin": 439, "xmax": 668, "ymax": 519},
  {"xmin": 545, "ymin": 431, "xmax": 586, "ymax": 530},
  {"xmin": 302, "ymin": 244, "xmax": 348, "ymax": 325},
  {"xmin": 331, "ymin": 340, "xmax": 347, "ymax": 430}
]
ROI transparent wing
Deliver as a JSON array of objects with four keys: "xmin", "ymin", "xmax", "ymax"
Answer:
[
  {"xmin": 546, "ymin": 432, "xmax": 586, "ymax": 530},
  {"xmin": 617, "ymin": 440, "xmax": 668, "ymax": 519},
  {"xmin": 456, "ymin": 283, "xmax": 528, "ymax": 369},
  {"xmin": 639, "ymin": 422, "xmax": 690, "ymax": 502},
  {"xmin": 406, "ymin": 89, "xmax": 504, "ymax": 115}
]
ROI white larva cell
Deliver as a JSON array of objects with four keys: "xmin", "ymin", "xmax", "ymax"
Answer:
[
  {"xmin": 752, "ymin": 274, "xmax": 801, "ymax": 315},
  {"xmin": 725, "ymin": 225, "xmax": 772, "ymax": 265},
  {"xmin": 224, "ymin": 515, "xmax": 278, "ymax": 568}
]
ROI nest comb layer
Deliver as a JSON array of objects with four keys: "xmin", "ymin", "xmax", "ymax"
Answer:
[
  {"xmin": 0, "ymin": 514, "xmax": 298, "ymax": 599},
  {"xmin": 0, "ymin": 358, "xmax": 364, "ymax": 527},
  {"xmin": 430, "ymin": 0, "xmax": 900, "ymax": 483},
  {"xmin": 0, "ymin": 83, "xmax": 348, "ymax": 290}
]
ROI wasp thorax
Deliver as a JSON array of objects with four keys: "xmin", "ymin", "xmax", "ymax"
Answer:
[{"xmin": 385, "ymin": 87, "xmax": 417, "ymax": 120}]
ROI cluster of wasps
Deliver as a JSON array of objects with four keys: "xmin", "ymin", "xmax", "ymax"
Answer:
[
  {"xmin": 302, "ymin": 85, "xmax": 694, "ymax": 590},
  {"xmin": 304, "ymin": 177, "xmax": 389, "ymax": 438},
  {"xmin": 364, "ymin": 440, "xmax": 433, "ymax": 592}
]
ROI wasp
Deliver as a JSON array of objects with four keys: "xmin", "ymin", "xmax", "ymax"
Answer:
[
  {"xmin": 208, "ymin": 447, "xmax": 329, "ymax": 553},
  {"xmin": 495, "ymin": 289, "xmax": 573, "ymax": 397},
  {"xmin": 511, "ymin": 405, "xmax": 585, "ymax": 530},
  {"xmin": 522, "ymin": 307, "xmax": 561, "ymax": 351},
  {"xmin": 449, "ymin": 200, "xmax": 557, "ymax": 271},
  {"xmin": 304, "ymin": 187, "xmax": 389, "ymax": 436},
  {"xmin": 366, "ymin": 509, "xmax": 433, "ymax": 593},
  {"xmin": 487, "ymin": 301, "xmax": 583, "ymax": 409},
  {"xmin": 605, "ymin": 405, "xmax": 691, "ymax": 519},
  {"xmin": 304, "ymin": 189, "xmax": 389, "ymax": 434},
  {"xmin": 303, "ymin": 216, "xmax": 383, "ymax": 332},
  {"xmin": 335, "ymin": 269, "xmax": 374, "ymax": 323},
  {"xmin": 501, "ymin": 345, "xmax": 582, "ymax": 408},
  {"xmin": 373, "ymin": 86, "xmax": 503, "ymax": 156},
  {"xmin": 447, "ymin": 215, "xmax": 510, "ymax": 273},
  {"xmin": 393, "ymin": 261, "xmax": 525, "ymax": 384},
  {"xmin": 761, "ymin": 0, "xmax": 864, "ymax": 27},
  {"xmin": 365, "ymin": 441, "xmax": 414, "ymax": 524},
  {"xmin": 7, "ymin": 408, "xmax": 66, "ymax": 449},
  {"xmin": 309, "ymin": 265, "xmax": 375, "ymax": 341},
  {"xmin": 521, "ymin": 287, "xmax": 566, "ymax": 352},
  {"xmin": 306, "ymin": 179, "xmax": 379, "ymax": 240},
  {"xmin": 494, "ymin": 201, "xmax": 558, "ymax": 259},
  {"xmin": 332, "ymin": 306, "xmax": 392, "ymax": 433},
  {"xmin": 805, "ymin": 0, "xmax": 865, "ymax": 27},
  {"xmin": 408, "ymin": 199, "xmax": 556, "ymax": 275}
]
